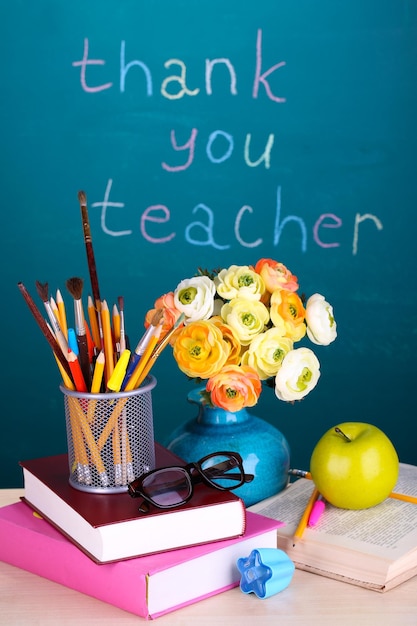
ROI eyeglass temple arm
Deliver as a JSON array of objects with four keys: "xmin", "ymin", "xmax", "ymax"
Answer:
[{"xmin": 203, "ymin": 459, "xmax": 254, "ymax": 483}]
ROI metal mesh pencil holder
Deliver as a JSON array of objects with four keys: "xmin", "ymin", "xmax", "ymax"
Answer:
[{"xmin": 60, "ymin": 376, "xmax": 156, "ymax": 494}]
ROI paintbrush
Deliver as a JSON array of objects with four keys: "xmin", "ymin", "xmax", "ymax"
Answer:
[
  {"xmin": 117, "ymin": 295, "xmax": 126, "ymax": 352},
  {"xmin": 17, "ymin": 282, "xmax": 73, "ymax": 380},
  {"xmin": 35, "ymin": 281, "xmax": 69, "ymax": 358},
  {"xmin": 66, "ymin": 277, "xmax": 91, "ymax": 388},
  {"xmin": 78, "ymin": 190, "xmax": 103, "ymax": 348},
  {"xmin": 121, "ymin": 308, "xmax": 164, "ymax": 390}
]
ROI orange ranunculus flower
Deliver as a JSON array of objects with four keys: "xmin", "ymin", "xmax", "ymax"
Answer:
[
  {"xmin": 270, "ymin": 289, "xmax": 307, "ymax": 342},
  {"xmin": 210, "ymin": 316, "xmax": 241, "ymax": 365},
  {"xmin": 145, "ymin": 292, "xmax": 183, "ymax": 335},
  {"xmin": 255, "ymin": 258, "xmax": 299, "ymax": 294},
  {"xmin": 206, "ymin": 364, "xmax": 262, "ymax": 412},
  {"xmin": 173, "ymin": 320, "xmax": 229, "ymax": 379}
]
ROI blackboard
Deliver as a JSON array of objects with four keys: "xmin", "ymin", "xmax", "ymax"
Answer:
[{"xmin": 1, "ymin": 1, "xmax": 416, "ymax": 487}]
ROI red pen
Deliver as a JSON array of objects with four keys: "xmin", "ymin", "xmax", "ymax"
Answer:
[{"xmin": 308, "ymin": 494, "xmax": 325, "ymax": 526}]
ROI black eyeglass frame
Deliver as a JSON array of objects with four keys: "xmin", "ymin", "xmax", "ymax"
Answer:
[{"xmin": 128, "ymin": 450, "xmax": 254, "ymax": 512}]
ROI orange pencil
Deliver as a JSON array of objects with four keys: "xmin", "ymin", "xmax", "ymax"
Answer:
[
  {"xmin": 87, "ymin": 295, "xmax": 101, "ymax": 349},
  {"xmin": 293, "ymin": 487, "xmax": 320, "ymax": 546},
  {"xmin": 85, "ymin": 321, "xmax": 95, "ymax": 362},
  {"xmin": 101, "ymin": 300, "xmax": 114, "ymax": 384},
  {"xmin": 67, "ymin": 349, "xmax": 87, "ymax": 392}
]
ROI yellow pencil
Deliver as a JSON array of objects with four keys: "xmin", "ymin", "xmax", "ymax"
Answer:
[
  {"xmin": 87, "ymin": 350, "xmax": 105, "ymax": 424},
  {"xmin": 293, "ymin": 487, "xmax": 320, "ymax": 546},
  {"xmin": 53, "ymin": 353, "xmax": 75, "ymax": 390},
  {"xmin": 292, "ymin": 469, "xmax": 417, "ymax": 506},
  {"xmin": 389, "ymin": 491, "xmax": 417, "ymax": 505},
  {"xmin": 90, "ymin": 350, "xmax": 105, "ymax": 394},
  {"xmin": 125, "ymin": 325, "xmax": 162, "ymax": 391},
  {"xmin": 56, "ymin": 289, "xmax": 68, "ymax": 340},
  {"xmin": 101, "ymin": 300, "xmax": 114, "ymax": 384}
]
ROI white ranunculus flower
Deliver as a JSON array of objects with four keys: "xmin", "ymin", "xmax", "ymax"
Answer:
[
  {"xmin": 305, "ymin": 293, "xmax": 337, "ymax": 346},
  {"xmin": 275, "ymin": 347, "xmax": 320, "ymax": 401},
  {"xmin": 174, "ymin": 275, "xmax": 216, "ymax": 322},
  {"xmin": 214, "ymin": 265, "xmax": 265, "ymax": 301}
]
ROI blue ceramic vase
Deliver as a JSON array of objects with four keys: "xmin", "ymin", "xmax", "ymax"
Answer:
[{"xmin": 164, "ymin": 388, "xmax": 290, "ymax": 507}]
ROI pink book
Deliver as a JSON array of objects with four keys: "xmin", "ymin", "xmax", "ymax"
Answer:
[{"xmin": 0, "ymin": 501, "xmax": 282, "ymax": 619}]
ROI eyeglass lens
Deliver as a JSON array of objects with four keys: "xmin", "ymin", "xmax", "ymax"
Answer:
[{"xmin": 141, "ymin": 468, "xmax": 192, "ymax": 506}]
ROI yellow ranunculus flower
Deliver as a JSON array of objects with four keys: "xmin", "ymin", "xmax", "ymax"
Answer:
[
  {"xmin": 206, "ymin": 364, "xmax": 262, "ymax": 412},
  {"xmin": 221, "ymin": 298, "xmax": 269, "ymax": 345},
  {"xmin": 241, "ymin": 328, "xmax": 294, "ymax": 380},
  {"xmin": 270, "ymin": 289, "xmax": 306, "ymax": 342},
  {"xmin": 210, "ymin": 316, "xmax": 242, "ymax": 365},
  {"xmin": 214, "ymin": 265, "xmax": 265, "ymax": 301},
  {"xmin": 173, "ymin": 320, "xmax": 229, "ymax": 379}
]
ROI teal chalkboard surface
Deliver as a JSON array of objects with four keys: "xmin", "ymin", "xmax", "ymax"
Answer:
[{"xmin": 1, "ymin": 1, "xmax": 416, "ymax": 486}]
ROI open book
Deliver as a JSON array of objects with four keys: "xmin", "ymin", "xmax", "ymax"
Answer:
[{"xmin": 249, "ymin": 463, "xmax": 417, "ymax": 592}]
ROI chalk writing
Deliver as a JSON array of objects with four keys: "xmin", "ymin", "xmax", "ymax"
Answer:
[
  {"xmin": 91, "ymin": 180, "xmax": 383, "ymax": 255},
  {"xmin": 161, "ymin": 129, "xmax": 275, "ymax": 171},
  {"xmin": 72, "ymin": 27, "xmax": 382, "ymax": 258},
  {"xmin": 72, "ymin": 29, "xmax": 286, "ymax": 101}
]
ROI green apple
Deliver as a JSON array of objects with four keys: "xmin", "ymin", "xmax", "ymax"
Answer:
[{"xmin": 310, "ymin": 422, "xmax": 399, "ymax": 509}]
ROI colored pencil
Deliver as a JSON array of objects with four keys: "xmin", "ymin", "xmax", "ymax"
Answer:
[
  {"xmin": 101, "ymin": 300, "xmax": 114, "ymax": 383},
  {"xmin": 67, "ymin": 349, "xmax": 87, "ymax": 392},
  {"xmin": 66, "ymin": 277, "xmax": 91, "ymax": 389},
  {"xmin": 35, "ymin": 281, "xmax": 69, "ymax": 358},
  {"xmin": 17, "ymin": 282, "xmax": 73, "ymax": 381},
  {"xmin": 87, "ymin": 295, "xmax": 101, "ymax": 349},
  {"xmin": 118, "ymin": 295, "xmax": 126, "ymax": 353},
  {"xmin": 56, "ymin": 289, "xmax": 68, "ymax": 340},
  {"xmin": 293, "ymin": 487, "xmax": 320, "ymax": 545}
]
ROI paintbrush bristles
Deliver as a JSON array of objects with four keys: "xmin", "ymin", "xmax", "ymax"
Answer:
[
  {"xmin": 35, "ymin": 281, "xmax": 49, "ymax": 303},
  {"xmin": 66, "ymin": 277, "xmax": 84, "ymax": 301},
  {"xmin": 78, "ymin": 190, "xmax": 87, "ymax": 206},
  {"xmin": 150, "ymin": 308, "xmax": 164, "ymax": 326}
]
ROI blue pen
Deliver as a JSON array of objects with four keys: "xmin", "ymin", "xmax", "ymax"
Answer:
[{"xmin": 67, "ymin": 328, "xmax": 79, "ymax": 356}]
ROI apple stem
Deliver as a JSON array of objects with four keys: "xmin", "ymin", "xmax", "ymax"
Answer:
[{"xmin": 335, "ymin": 427, "xmax": 351, "ymax": 442}]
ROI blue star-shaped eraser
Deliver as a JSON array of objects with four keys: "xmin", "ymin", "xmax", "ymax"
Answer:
[{"xmin": 237, "ymin": 548, "xmax": 295, "ymax": 599}]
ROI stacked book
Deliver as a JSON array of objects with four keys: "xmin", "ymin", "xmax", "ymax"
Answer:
[{"xmin": 0, "ymin": 443, "xmax": 281, "ymax": 619}]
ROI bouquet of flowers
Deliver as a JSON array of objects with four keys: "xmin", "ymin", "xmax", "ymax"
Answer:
[{"xmin": 145, "ymin": 258, "xmax": 337, "ymax": 412}]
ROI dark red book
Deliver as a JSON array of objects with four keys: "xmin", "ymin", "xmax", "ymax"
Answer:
[{"xmin": 20, "ymin": 444, "xmax": 246, "ymax": 563}]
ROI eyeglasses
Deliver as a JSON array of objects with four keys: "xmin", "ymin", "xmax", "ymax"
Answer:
[{"xmin": 128, "ymin": 451, "xmax": 254, "ymax": 513}]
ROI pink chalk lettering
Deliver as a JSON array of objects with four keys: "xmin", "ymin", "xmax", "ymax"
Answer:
[
  {"xmin": 162, "ymin": 128, "xmax": 198, "ymax": 172},
  {"xmin": 72, "ymin": 38, "xmax": 113, "ymax": 93},
  {"xmin": 141, "ymin": 205, "xmax": 175, "ymax": 243},
  {"xmin": 253, "ymin": 29, "xmax": 286, "ymax": 102},
  {"xmin": 313, "ymin": 213, "xmax": 342, "ymax": 248}
]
